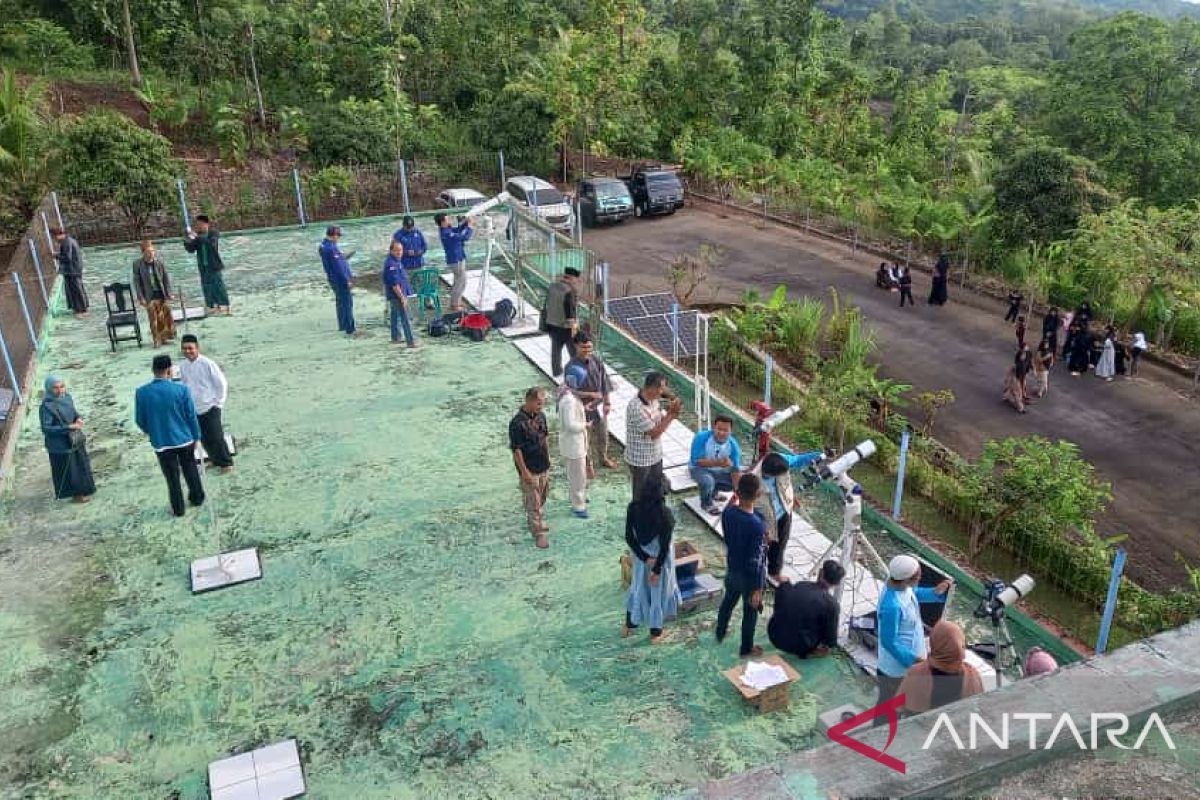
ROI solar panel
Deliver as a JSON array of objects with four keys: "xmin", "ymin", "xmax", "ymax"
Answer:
[
  {"xmin": 624, "ymin": 311, "xmax": 705, "ymax": 359},
  {"xmin": 607, "ymin": 295, "xmax": 650, "ymax": 326},
  {"xmin": 637, "ymin": 293, "xmax": 676, "ymax": 317}
]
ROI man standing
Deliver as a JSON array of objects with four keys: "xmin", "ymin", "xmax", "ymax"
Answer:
[
  {"xmin": 875, "ymin": 554, "xmax": 952, "ymax": 715},
  {"xmin": 135, "ymin": 354, "xmax": 205, "ymax": 517},
  {"xmin": 51, "ymin": 227, "xmax": 88, "ymax": 316},
  {"xmin": 541, "ymin": 268, "xmax": 579, "ymax": 377},
  {"xmin": 558, "ymin": 366, "xmax": 590, "ymax": 519},
  {"xmin": 688, "ymin": 415, "xmax": 742, "ymax": 515},
  {"xmin": 625, "ymin": 371, "xmax": 682, "ymax": 501},
  {"xmin": 183, "ymin": 215, "xmax": 230, "ymax": 315},
  {"xmin": 383, "ymin": 240, "xmax": 417, "ymax": 347},
  {"xmin": 318, "ymin": 225, "xmax": 357, "ymax": 336},
  {"xmin": 1042, "ymin": 306, "xmax": 1061, "ymax": 354},
  {"xmin": 897, "ymin": 266, "xmax": 914, "ymax": 307},
  {"xmin": 1004, "ymin": 290, "xmax": 1023, "ymax": 323},
  {"xmin": 509, "ymin": 386, "xmax": 552, "ymax": 548},
  {"xmin": 131, "ymin": 240, "xmax": 175, "ymax": 347},
  {"xmin": 179, "ymin": 334, "xmax": 234, "ymax": 473},
  {"xmin": 567, "ymin": 332, "xmax": 614, "ymax": 471},
  {"xmin": 435, "ymin": 212, "xmax": 474, "ymax": 312},
  {"xmin": 768, "ymin": 560, "xmax": 845, "ymax": 658},
  {"xmin": 394, "ymin": 215, "xmax": 427, "ymax": 304},
  {"xmin": 715, "ymin": 473, "xmax": 767, "ymax": 657}
]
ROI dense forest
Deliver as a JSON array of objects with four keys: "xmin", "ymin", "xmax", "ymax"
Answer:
[{"xmin": 1, "ymin": 0, "xmax": 1199, "ymax": 351}]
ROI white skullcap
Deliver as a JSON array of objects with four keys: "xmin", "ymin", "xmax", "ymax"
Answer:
[{"xmin": 888, "ymin": 554, "xmax": 920, "ymax": 581}]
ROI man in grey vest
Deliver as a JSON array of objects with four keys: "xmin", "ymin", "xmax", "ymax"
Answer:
[{"xmin": 541, "ymin": 267, "xmax": 579, "ymax": 377}]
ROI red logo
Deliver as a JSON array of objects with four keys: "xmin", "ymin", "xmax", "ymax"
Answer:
[{"xmin": 827, "ymin": 694, "xmax": 907, "ymax": 774}]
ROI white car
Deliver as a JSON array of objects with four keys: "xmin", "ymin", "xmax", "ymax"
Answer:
[
  {"xmin": 436, "ymin": 187, "xmax": 487, "ymax": 210},
  {"xmin": 504, "ymin": 175, "xmax": 574, "ymax": 230}
]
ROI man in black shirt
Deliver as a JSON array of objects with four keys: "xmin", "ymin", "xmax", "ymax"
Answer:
[
  {"xmin": 767, "ymin": 559, "xmax": 845, "ymax": 658},
  {"xmin": 509, "ymin": 386, "xmax": 552, "ymax": 549}
]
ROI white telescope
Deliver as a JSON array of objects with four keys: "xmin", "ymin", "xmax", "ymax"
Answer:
[
  {"xmin": 761, "ymin": 404, "xmax": 799, "ymax": 433},
  {"xmin": 464, "ymin": 191, "xmax": 512, "ymax": 218}
]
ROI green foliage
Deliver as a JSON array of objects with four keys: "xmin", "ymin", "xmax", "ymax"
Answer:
[
  {"xmin": 992, "ymin": 146, "xmax": 1109, "ymax": 247},
  {"xmin": 214, "ymin": 104, "xmax": 248, "ymax": 165},
  {"xmin": 0, "ymin": 18, "xmax": 92, "ymax": 73},
  {"xmin": 303, "ymin": 165, "xmax": 354, "ymax": 215},
  {"xmin": 307, "ymin": 97, "xmax": 396, "ymax": 167},
  {"xmin": 58, "ymin": 111, "xmax": 177, "ymax": 235},
  {"xmin": 0, "ymin": 69, "xmax": 52, "ymax": 224}
]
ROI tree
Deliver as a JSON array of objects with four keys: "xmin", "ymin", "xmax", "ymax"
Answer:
[
  {"xmin": 120, "ymin": 0, "xmax": 142, "ymax": 87},
  {"xmin": 0, "ymin": 70, "xmax": 53, "ymax": 223},
  {"xmin": 59, "ymin": 112, "xmax": 177, "ymax": 236},
  {"xmin": 307, "ymin": 97, "xmax": 398, "ymax": 166},
  {"xmin": 992, "ymin": 145, "xmax": 1109, "ymax": 248}
]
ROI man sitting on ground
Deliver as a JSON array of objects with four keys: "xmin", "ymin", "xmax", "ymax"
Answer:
[
  {"xmin": 688, "ymin": 414, "xmax": 742, "ymax": 515},
  {"xmin": 767, "ymin": 559, "xmax": 845, "ymax": 658}
]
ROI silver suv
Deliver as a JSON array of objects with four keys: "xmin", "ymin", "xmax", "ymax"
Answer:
[{"xmin": 504, "ymin": 175, "xmax": 574, "ymax": 230}]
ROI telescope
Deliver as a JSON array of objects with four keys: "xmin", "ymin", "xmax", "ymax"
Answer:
[
  {"xmin": 974, "ymin": 574, "xmax": 1035, "ymax": 623},
  {"xmin": 463, "ymin": 191, "xmax": 512, "ymax": 218},
  {"xmin": 798, "ymin": 440, "xmax": 876, "ymax": 490}
]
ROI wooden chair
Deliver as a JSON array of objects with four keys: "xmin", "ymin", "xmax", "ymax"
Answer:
[{"xmin": 103, "ymin": 282, "xmax": 142, "ymax": 351}]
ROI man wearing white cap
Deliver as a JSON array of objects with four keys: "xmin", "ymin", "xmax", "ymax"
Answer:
[{"xmin": 875, "ymin": 554, "xmax": 952, "ymax": 717}]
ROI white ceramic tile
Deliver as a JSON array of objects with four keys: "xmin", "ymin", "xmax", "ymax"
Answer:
[
  {"xmin": 211, "ymin": 779, "xmax": 260, "ymax": 800},
  {"xmin": 251, "ymin": 740, "xmax": 299, "ymax": 777},
  {"xmin": 255, "ymin": 765, "xmax": 306, "ymax": 799},
  {"xmin": 208, "ymin": 753, "xmax": 256, "ymax": 791},
  {"xmin": 191, "ymin": 548, "xmax": 262, "ymax": 593}
]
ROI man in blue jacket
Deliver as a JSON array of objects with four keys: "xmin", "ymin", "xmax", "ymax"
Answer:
[
  {"xmin": 435, "ymin": 212, "xmax": 473, "ymax": 312},
  {"xmin": 318, "ymin": 225, "xmax": 356, "ymax": 335},
  {"xmin": 135, "ymin": 354, "xmax": 205, "ymax": 517},
  {"xmin": 716, "ymin": 473, "xmax": 768, "ymax": 657},
  {"xmin": 875, "ymin": 554, "xmax": 952, "ymax": 718},
  {"xmin": 688, "ymin": 414, "xmax": 742, "ymax": 515}
]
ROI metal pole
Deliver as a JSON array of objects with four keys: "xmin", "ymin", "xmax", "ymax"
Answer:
[
  {"xmin": 291, "ymin": 169, "xmax": 307, "ymax": 226},
  {"xmin": 399, "ymin": 160, "xmax": 411, "ymax": 214},
  {"xmin": 1095, "ymin": 548, "xmax": 1127, "ymax": 655},
  {"xmin": 601, "ymin": 261, "xmax": 610, "ymax": 319},
  {"xmin": 28, "ymin": 239, "xmax": 50, "ymax": 307},
  {"xmin": 498, "ymin": 150, "xmax": 507, "ymax": 187},
  {"xmin": 0, "ymin": 319, "xmax": 23, "ymax": 404},
  {"xmin": 764, "ymin": 354, "xmax": 773, "ymax": 406},
  {"xmin": 12, "ymin": 275, "xmax": 37, "ymax": 345},
  {"xmin": 671, "ymin": 302, "xmax": 680, "ymax": 364},
  {"xmin": 548, "ymin": 227, "xmax": 556, "ymax": 275},
  {"xmin": 892, "ymin": 430, "xmax": 910, "ymax": 520},
  {"xmin": 176, "ymin": 179, "xmax": 191, "ymax": 232},
  {"xmin": 40, "ymin": 211, "xmax": 53, "ymax": 251},
  {"xmin": 51, "ymin": 191, "xmax": 64, "ymax": 228}
]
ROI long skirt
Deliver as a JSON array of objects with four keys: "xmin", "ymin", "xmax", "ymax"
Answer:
[
  {"xmin": 48, "ymin": 447, "xmax": 95, "ymax": 499},
  {"xmin": 63, "ymin": 274, "xmax": 88, "ymax": 313},
  {"xmin": 625, "ymin": 537, "xmax": 681, "ymax": 631},
  {"xmin": 199, "ymin": 268, "xmax": 229, "ymax": 308},
  {"xmin": 1002, "ymin": 369, "xmax": 1025, "ymax": 412},
  {"xmin": 1028, "ymin": 369, "xmax": 1049, "ymax": 398},
  {"xmin": 928, "ymin": 277, "xmax": 948, "ymax": 305},
  {"xmin": 147, "ymin": 299, "xmax": 176, "ymax": 345}
]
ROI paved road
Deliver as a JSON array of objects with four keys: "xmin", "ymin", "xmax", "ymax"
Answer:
[{"xmin": 583, "ymin": 204, "xmax": 1200, "ymax": 590}]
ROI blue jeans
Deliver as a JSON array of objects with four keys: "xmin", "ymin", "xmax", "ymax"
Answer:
[
  {"xmin": 690, "ymin": 466, "xmax": 734, "ymax": 506},
  {"xmin": 390, "ymin": 297, "xmax": 415, "ymax": 345},
  {"xmin": 333, "ymin": 283, "xmax": 355, "ymax": 333},
  {"xmin": 716, "ymin": 570, "xmax": 761, "ymax": 655}
]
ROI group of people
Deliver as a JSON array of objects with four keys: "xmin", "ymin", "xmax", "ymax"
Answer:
[
  {"xmin": 1003, "ymin": 296, "xmax": 1150, "ymax": 414},
  {"xmin": 875, "ymin": 253, "xmax": 951, "ymax": 307},
  {"xmin": 318, "ymin": 213, "xmax": 475, "ymax": 343}
]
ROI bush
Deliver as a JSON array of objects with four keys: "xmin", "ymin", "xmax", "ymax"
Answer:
[
  {"xmin": 307, "ymin": 97, "xmax": 395, "ymax": 167},
  {"xmin": 0, "ymin": 19, "xmax": 92, "ymax": 74}
]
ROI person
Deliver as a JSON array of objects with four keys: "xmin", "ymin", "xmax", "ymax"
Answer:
[
  {"xmin": 1004, "ymin": 290, "xmax": 1023, "ymax": 323},
  {"xmin": 625, "ymin": 371, "xmax": 682, "ymax": 501},
  {"xmin": 51, "ymin": 227, "xmax": 89, "ymax": 315},
  {"xmin": 567, "ymin": 332, "xmax": 614, "ymax": 470},
  {"xmin": 767, "ymin": 559, "xmax": 845, "ymax": 659},
  {"xmin": 509, "ymin": 386, "xmax": 551, "ymax": 548},
  {"xmin": 383, "ymin": 240, "xmax": 417, "ymax": 347},
  {"xmin": 131, "ymin": 240, "xmax": 175, "ymax": 347},
  {"xmin": 623, "ymin": 472, "xmax": 681, "ymax": 643},
  {"xmin": 393, "ymin": 215, "xmax": 428, "ymax": 309},
  {"xmin": 558, "ymin": 365, "xmax": 590, "ymax": 519},
  {"xmin": 1015, "ymin": 315, "xmax": 1027, "ymax": 350},
  {"xmin": 1042, "ymin": 307, "xmax": 1061, "ymax": 354},
  {"xmin": 39, "ymin": 374, "xmax": 95, "ymax": 503},
  {"xmin": 1023, "ymin": 646, "xmax": 1059, "ymax": 676},
  {"xmin": 897, "ymin": 265, "xmax": 914, "ymax": 307},
  {"xmin": 1109, "ymin": 326, "xmax": 1127, "ymax": 375},
  {"xmin": 1002, "ymin": 365, "xmax": 1026, "ymax": 413},
  {"xmin": 928, "ymin": 253, "xmax": 949, "ymax": 306},
  {"xmin": 715, "ymin": 473, "xmax": 768, "ymax": 657},
  {"xmin": 1074, "ymin": 301, "xmax": 1093, "ymax": 332},
  {"xmin": 688, "ymin": 415, "xmax": 742, "ymax": 515},
  {"xmin": 183, "ymin": 215, "xmax": 230, "ymax": 315},
  {"xmin": 1068, "ymin": 326, "xmax": 1092, "ymax": 375},
  {"xmin": 135, "ymin": 354, "xmax": 205, "ymax": 517},
  {"xmin": 875, "ymin": 554, "xmax": 952, "ymax": 714},
  {"xmin": 318, "ymin": 225, "xmax": 357, "ymax": 336},
  {"xmin": 1130, "ymin": 331, "xmax": 1148, "ymax": 377},
  {"xmin": 1028, "ymin": 340, "xmax": 1052, "ymax": 399},
  {"xmin": 876, "ymin": 262, "xmax": 891, "ymax": 289},
  {"xmin": 178, "ymin": 334, "xmax": 234, "ymax": 473},
  {"xmin": 1094, "ymin": 330, "xmax": 1116, "ymax": 381},
  {"xmin": 435, "ymin": 212, "xmax": 474, "ymax": 312},
  {"xmin": 1060, "ymin": 311, "xmax": 1075, "ymax": 360},
  {"xmin": 541, "ymin": 268, "xmax": 580, "ymax": 377},
  {"xmin": 1014, "ymin": 344, "xmax": 1034, "ymax": 388},
  {"xmin": 897, "ymin": 620, "xmax": 984, "ymax": 714},
  {"xmin": 758, "ymin": 450, "xmax": 823, "ymax": 583}
]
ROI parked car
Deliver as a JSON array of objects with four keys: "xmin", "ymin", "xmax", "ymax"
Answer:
[
  {"xmin": 436, "ymin": 187, "xmax": 487, "ymax": 210},
  {"xmin": 623, "ymin": 164, "xmax": 685, "ymax": 217},
  {"xmin": 504, "ymin": 175, "xmax": 574, "ymax": 230},
  {"xmin": 577, "ymin": 177, "xmax": 634, "ymax": 227}
]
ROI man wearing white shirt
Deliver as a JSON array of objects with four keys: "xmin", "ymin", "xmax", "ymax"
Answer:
[{"xmin": 179, "ymin": 334, "xmax": 234, "ymax": 472}]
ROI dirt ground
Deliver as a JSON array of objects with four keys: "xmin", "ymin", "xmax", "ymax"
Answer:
[{"xmin": 583, "ymin": 203, "xmax": 1200, "ymax": 591}]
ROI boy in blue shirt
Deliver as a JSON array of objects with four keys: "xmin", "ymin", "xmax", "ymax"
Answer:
[
  {"xmin": 716, "ymin": 473, "xmax": 768, "ymax": 656},
  {"xmin": 135, "ymin": 354, "xmax": 204, "ymax": 517},
  {"xmin": 689, "ymin": 415, "xmax": 742, "ymax": 515}
]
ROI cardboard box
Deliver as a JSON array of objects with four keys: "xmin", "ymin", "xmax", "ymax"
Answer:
[{"xmin": 722, "ymin": 655, "xmax": 800, "ymax": 713}]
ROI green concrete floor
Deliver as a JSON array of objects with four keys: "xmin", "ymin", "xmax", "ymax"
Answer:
[{"xmin": 0, "ymin": 217, "xmax": 875, "ymax": 799}]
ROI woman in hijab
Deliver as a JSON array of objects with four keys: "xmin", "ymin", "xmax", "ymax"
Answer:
[
  {"xmin": 1129, "ymin": 332, "xmax": 1149, "ymax": 377},
  {"xmin": 1068, "ymin": 326, "xmax": 1092, "ymax": 375},
  {"xmin": 622, "ymin": 472, "xmax": 681, "ymax": 643},
  {"xmin": 39, "ymin": 375, "xmax": 95, "ymax": 503},
  {"xmin": 928, "ymin": 254, "xmax": 950, "ymax": 306},
  {"xmin": 1014, "ymin": 344, "xmax": 1034, "ymax": 402},
  {"xmin": 1028, "ymin": 340, "xmax": 1052, "ymax": 399},
  {"xmin": 1094, "ymin": 330, "xmax": 1116, "ymax": 381},
  {"xmin": 898, "ymin": 620, "xmax": 984, "ymax": 714},
  {"xmin": 1002, "ymin": 364, "xmax": 1026, "ymax": 413}
]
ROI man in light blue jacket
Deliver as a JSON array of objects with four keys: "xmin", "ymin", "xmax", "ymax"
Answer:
[{"xmin": 875, "ymin": 554, "xmax": 952, "ymax": 718}]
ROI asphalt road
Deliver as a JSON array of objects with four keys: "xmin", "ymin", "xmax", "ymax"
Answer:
[{"xmin": 582, "ymin": 204, "xmax": 1200, "ymax": 590}]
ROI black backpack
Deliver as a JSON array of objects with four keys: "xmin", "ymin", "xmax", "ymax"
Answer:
[
  {"xmin": 489, "ymin": 298, "xmax": 516, "ymax": 328},
  {"xmin": 428, "ymin": 318, "xmax": 448, "ymax": 337}
]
